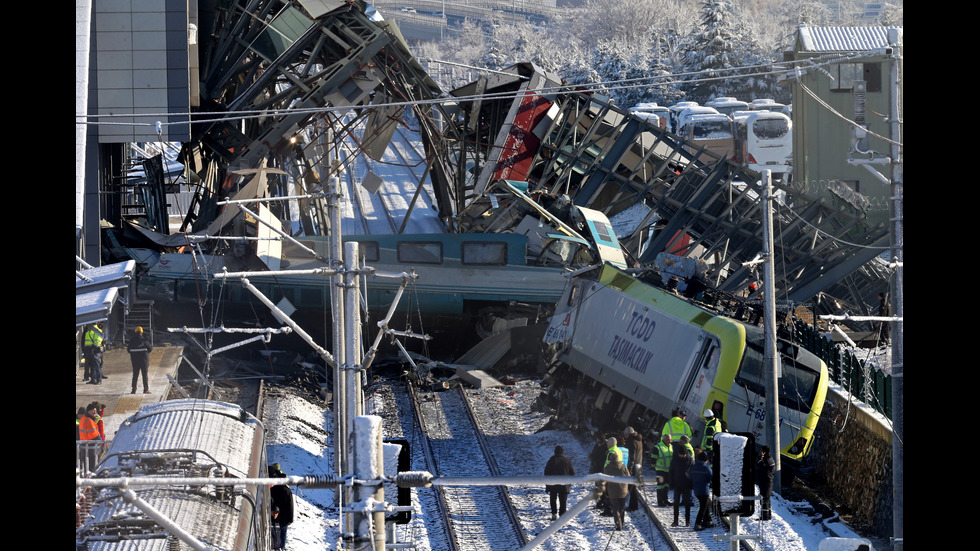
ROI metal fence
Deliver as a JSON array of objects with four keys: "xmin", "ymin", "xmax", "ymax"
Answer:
[{"xmin": 794, "ymin": 320, "xmax": 892, "ymax": 420}]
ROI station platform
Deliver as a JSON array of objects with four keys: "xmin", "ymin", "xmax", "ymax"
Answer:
[{"xmin": 76, "ymin": 345, "xmax": 184, "ymax": 439}]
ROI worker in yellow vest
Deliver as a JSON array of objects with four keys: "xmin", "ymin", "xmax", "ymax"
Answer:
[
  {"xmin": 603, "ymin": 436, "xmax": 623, "ymax": 467},
  {"xmin": 650, "ymin": 433, "xmax": 673, "ymax": 506},
  {"xmin": 83, "ymin": 323, "xmax": 105, "ymax": 385},
  {"xmin": 661, "ymin": 409, "xmax": 692, "ymax": 443},
  {"xmin": 701, "ymin": 409, "xmax": 724, "ymax": 458}
]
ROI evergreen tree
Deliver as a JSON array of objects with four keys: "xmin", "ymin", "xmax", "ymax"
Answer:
[{"xmin": 683, "ymin": 0, "xmax": 778, "ymax": 103}]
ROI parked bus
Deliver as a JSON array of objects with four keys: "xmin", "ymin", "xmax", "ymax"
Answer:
[
  {"xmin": 666, "ymin": 101, "xmax": 700, "ymax": 133},
  {"xmin": 674, "ymin": 105, "xmax": 719, "ymax": 136},
  {"xmin": 629, "ymin": 103, "xmax": 670, "ymax": 130},
  {"xmin": 733, "ymin": 111, "xmax": 793, "ymax": 174},
  {"xmin": 680, "ymin": 113, "xmax": 736, "ymax": 159},
  {"xmin": 749, "ymin": 98, "xmax": 790, "ymax": 116},
  {"xmin": 705, "ymin": 97, "xmax": 750, "ymax": 118}
]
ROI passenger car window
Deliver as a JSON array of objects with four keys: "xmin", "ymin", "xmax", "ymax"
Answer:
[
  {"xmin": 462, "ymin": 242, "xmax": 507, "ymax": 265},
  {"xmin": 397, "ymin": 242, "xmax": 442, "ymax": 264},
  {"xmin": 356, "ymin": 241, "xmax": 379, "ymax": 262}
]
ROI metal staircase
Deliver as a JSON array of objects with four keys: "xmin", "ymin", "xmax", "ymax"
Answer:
[{"xmin": 124, "ymin": 299, "xmax": 154, "ymax": 347}]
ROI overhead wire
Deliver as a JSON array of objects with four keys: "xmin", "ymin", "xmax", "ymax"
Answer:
[{"xmin": 75, "ymin": 45, "xmax": 898, "ymax": 132}]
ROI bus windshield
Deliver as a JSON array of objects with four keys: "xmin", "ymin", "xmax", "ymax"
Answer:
[
  {"xmin": 752, "ymin": 118, "xmax": 790, "ymax": 140},
  {"xmin": 692, "ymin": 120, "xmax": 733, "ymax": 140}
]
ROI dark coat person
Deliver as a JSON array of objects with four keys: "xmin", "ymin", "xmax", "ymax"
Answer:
[
  {"xmin": 589, "ymin": 433, "xmax": 607, "ymax": 474},
  {"xmin": 756, "ymin": 446, "xmax": 776, "ymax": 520},
  {"xmin": 691, "ymin": 452, "xmax": 714, "ymax": 530},
  {"xmin": 623, "ymin": 427, "xmax": 644, "ymax": 510},
  {"xmin": 668, "ymin": 444, "xmax": 694, "ymax": 527},
  {"xmin": 602, "ymin": 453, "xmax": 631, "ymax": 531},
  {"xmin": 271, "ymin": 506, "xmax": 284, "ymax": 551},
  {"xmin": 878, "ymin": 292, "xmax": 890, "ymax": 341},
  {"xmin": 128, "ymin": 327, "xmax": 152, "ymax": 394},
  {"xmin": 269, "ymin": 463, "xmax": 295, "ymax": 542},
  {"xmin": 544, "ymin": 445, "xmax": 576, "ymax": 520}
]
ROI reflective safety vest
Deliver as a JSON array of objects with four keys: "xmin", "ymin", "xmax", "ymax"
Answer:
[
  {"xmin": 618, "ymin": 446, "xmax": 629, "ymax": 468},
  {"xmin": 603, "ymin": 446, "xmax": 623, "ymax": 468},
  {"xmin": 662, "ymin": 417, "xmax": 692, "ymax": 442},
  {"xmin": 652, "ymin": 440, "xmax": 672, "ymax": 472},
  {"xmin": 84, "ymin": 327, "xmax": 104, "ymax": 348},
  {"xmin": 78, "ymin": 416, "xmax": 101, "ymax": 441},
  {"xmin": 682, "ymin": 442, "xmax": 695, "ymax": 459},
  {"xmin": 702, "ymin": 417, "xmax": 723, "ymax": 450}
]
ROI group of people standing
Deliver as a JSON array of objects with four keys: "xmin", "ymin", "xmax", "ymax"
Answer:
[
  {"xmin": 581, "ymin": 426, "xmax": 644, "ymax": 530},
  {"xmin": 653, "ymin": 408, "xmax": 719, "ymax": 530},
  {"xmin": 80, "ymin": 324, "xmax": 154, "ymax": 394},
  {"xmin": 555, "ymin": 407, "xmax": 737, "ymax": 531},
  {"xmin": 82, "ymin": 323, "xmax": 105, "ymax": 385}
]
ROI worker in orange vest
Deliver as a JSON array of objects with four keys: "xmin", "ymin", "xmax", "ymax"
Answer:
[{"xmin": 78, "ymin": 404, "xmax": 103, "ymax": 472}]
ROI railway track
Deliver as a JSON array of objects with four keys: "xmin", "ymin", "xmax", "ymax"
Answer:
[{"xmin": 409, "ymin": 384, "xmax": 528, "ymax": 551}]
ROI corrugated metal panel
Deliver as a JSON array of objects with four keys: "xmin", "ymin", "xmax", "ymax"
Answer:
[
  {"xmin": 102, "ymin": 400, "xmax": 257, "ymax": 478},
  {"xmin": 84, "ymin": 400, "xmax": 261, "ymax": 549},
  {"xmin": 87, "ymin": 490, "xmax": 243, "ymax": 551},
  {"xmin": 798, "ymin": 25, "xmax": 900, "ymax": 53}
]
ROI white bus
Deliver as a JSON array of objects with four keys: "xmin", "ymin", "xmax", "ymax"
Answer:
[
  {"xmin": 705, "ymin": 97, "xmax": 750, "ymax": 118},
  {"xmin": 748, "ymin": 98, "xmax": 790, "ymax": 116},
  {"xmin": 666, "ymin": 101, "xmax": 700, "ymax": 133},
  {"xmin": 629, "ymin": 103, "xmax": 669, "ymax": 130},
  {"xmin": 733, "ymin": 111, "xmax": 793, "ymax": 174}
]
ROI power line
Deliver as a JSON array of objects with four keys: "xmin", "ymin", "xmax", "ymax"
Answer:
[{"xmin": 77, "ymin": 49, "xmax": 883, "ymax": 130}]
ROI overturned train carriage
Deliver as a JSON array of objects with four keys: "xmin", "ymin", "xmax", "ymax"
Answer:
[
  {"xmin": 543, "ymin": 264, "xmax": 828, "ymax": 465},
  {"xmin": 76, "ymin": 400, "xmax": 269, "ymax": 550}
]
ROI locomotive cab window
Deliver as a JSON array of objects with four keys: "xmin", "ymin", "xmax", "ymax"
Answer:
[
  {"xmin": 736, "ymin": 342, "xmax": 820, "ymax": 411},
  {"xmin": 679, "ymin": 336, "xmax": 720, "ymax": 401}
]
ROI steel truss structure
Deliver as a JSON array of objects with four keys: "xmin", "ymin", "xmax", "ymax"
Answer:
[
  {"xmin": 182, "ymin": 2, "xmax": 887, "ymax": 315},
  {"xmin": 432, "ymin": 65, "xmax": 888, "ymax": 313},
  {"xmin": 183, "ymin": 1, "xmax": 460, "ymax": 236}
]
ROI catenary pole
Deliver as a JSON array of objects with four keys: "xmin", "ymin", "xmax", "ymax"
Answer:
[
  {"xmin": 888, "ymin": 27, "xmax": 903, "ymax": 551},
  {"xmin": 762, "ymin": 169, "xmax": 781, "ymax": 493}
]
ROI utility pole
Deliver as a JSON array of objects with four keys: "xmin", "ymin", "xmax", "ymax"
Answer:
[
  {"xmin": 329, "ymin": 159, "xmax": 348, "ymax": 500},
  {"xmin": 844, "ymin": 30, "xmax": 902, "ymax": 550},
  {"xmin": 886, "ymin": 27, "xmax": 903, "ymax": 551},
  {"xmin": 761, "ymin": 169, "xmax": 782, "ymax": 493}
]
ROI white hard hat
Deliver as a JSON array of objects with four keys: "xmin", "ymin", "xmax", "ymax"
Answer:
[{"xmin": 704, "ymin": 409, "xmax": 714, "ymax": 418}]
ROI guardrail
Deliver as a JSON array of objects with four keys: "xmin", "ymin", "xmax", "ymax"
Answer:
[{"xmin": 76, "ymin": 440, "xmax": 110, "ymax": 475}]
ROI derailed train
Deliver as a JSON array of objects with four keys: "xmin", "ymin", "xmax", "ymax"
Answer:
[
  {"xmin": 543, "ymin": 264, "xmax": 828, "ymax": 465},
  {"xmin": 76, "ymin": 399, "xmax": 270, "ymax": 550}
]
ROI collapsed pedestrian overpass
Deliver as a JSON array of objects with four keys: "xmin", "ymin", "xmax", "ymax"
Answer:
[{"xmin": 141, "ymin": 1, "xmax": 886, "ymax": 318}]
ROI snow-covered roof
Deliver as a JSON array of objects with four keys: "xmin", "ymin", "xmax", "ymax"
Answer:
[{"xmin": 796, "ymin": 25, "xmax": 902, "ymax": 53}]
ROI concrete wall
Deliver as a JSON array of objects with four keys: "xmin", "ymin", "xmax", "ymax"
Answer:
[{"xmin": 806, "ymin": 384, "xmax": 893, "ymax": 536}]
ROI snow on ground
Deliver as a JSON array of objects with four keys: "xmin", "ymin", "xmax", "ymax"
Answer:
[
  {"xmin": 262, "ymin": 390, "xmax": 338, "ymax": 550},
  {"xmin": 262, "ymin": 375, "xmax": 876, "ymax": 550}
]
